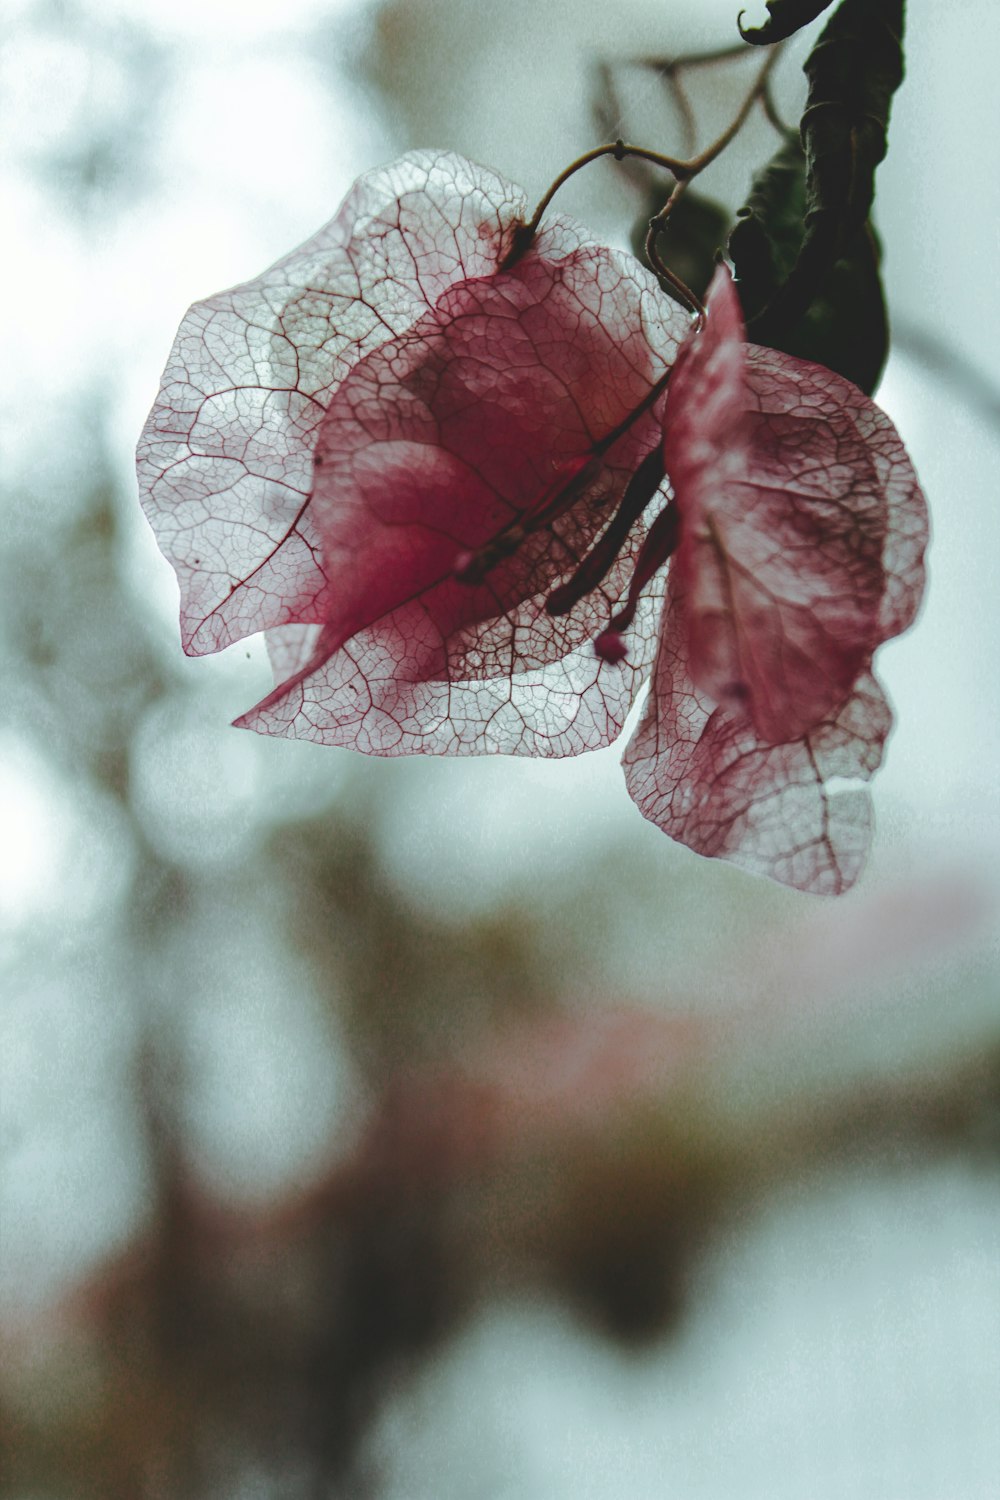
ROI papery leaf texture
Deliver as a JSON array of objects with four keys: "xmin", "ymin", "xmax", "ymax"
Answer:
[
  {"xmin": 738, "ymin": 0, "xmax": 836, "ymax": 45},
  {"xmin": 138, "ymin": 152, "xmax": 527, "ymax": 659},
  {"xmin": 623, "ymin": 267, "xmax": 927, "ymax": 894},
  {"xmin": 139, "ymin": 157, "xmax": 927, "ymax": 895},
  {"xmin": 137, "ymin": 151, "xmax": 688, "ymax": 757},
  {"xmin": 623, "ymin": 589, "xmax": 892, "ymax": 895}
]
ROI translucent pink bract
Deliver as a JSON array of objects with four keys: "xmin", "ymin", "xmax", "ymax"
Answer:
[
  {"xmin": 138, "ymin": 157, "xmax": 927, "ymax": 895},
  {"xmin": 622, "ymin": 268, "xmax": 927, "ymax": 895},
  {"xmin": 138, "ymin": 151, "xmax": 686, "ymax": 758}
]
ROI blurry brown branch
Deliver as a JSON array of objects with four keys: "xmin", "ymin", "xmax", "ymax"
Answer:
[{"xmin": 893, "ymin": 324, "xmax": 1000, "ymax": 429}]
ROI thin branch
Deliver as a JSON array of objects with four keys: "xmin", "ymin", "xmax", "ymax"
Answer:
[
  {"xmin": 685, "ymin": 45, "xmax": 782, "ymax": 174},
  {"xmin": 502, "ymin": 139, "xmax": 687, "ymax": 268},
  {"xmin": 761, "ymin": 77, "xmax": 797, "ymax": 138},
  {"xmin": 644, "ymin": 179, "xmax": 705, "ymax": 317},
  {"xmin": 637, "ymin": 42, "xmax": 750, "ymax": 72}
]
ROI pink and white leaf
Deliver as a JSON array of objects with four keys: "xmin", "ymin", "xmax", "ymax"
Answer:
[
  {"xmin": 622, "ymin": 588, "xmax": 894, "ymax": 895},
  {"xmin": 137, "ymin": 152, "xmax": 532, "ymax": 656},
  {"xmin": 663, "ymin": 269, "xmax": 926, "ymax": 744},
  {"xmin": 625, "ymin": 268, "xmax": 928, "ymax": 893},
  {"xmin": 235, "ymin": 232, "xmax": 686, "ymax": 753}
]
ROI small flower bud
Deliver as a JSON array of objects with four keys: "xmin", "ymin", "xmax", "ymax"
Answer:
[{"xmin": 594, "ymin": 628, "xmax": 628, "ymax": 664}]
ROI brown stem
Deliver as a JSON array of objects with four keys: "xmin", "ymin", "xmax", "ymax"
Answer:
[
  {"xmin": 502, "ymin": 139, "xmax": 687, "ymax": 268},
  {"xmin": 509, "ymin": 44, "xmax": 783, "ymax": 284},
  {"xmin": 638, "ymin": 42, "xmax": 750, "ymax": 73},
  {"xmin": 644, "ymin": 180, "xmax": 705, "ymax": 317},
  {"xmin": 644, "ymin": 46, "xmax": 782, "ymax": 309},
  {"xmin": 686, "ymin": 45, "xmax": 782, "ymax": 174}
]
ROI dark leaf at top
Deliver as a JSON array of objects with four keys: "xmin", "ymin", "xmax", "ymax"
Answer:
[
  {"xmin": 749, "ymin": 0, "xmax": 904, "ymax": 344},
  {"xmin": 801, "ymin": 0, "xmax": 904, "ymax": 232},
  {"xmin": 737, "ymin": 0, "xmax": 836, "ymax": 45}
]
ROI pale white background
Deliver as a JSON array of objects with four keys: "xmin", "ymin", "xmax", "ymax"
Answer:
[{"xmin": 1, "ymin": 1, "xmax": 998, "ymax": 1495}]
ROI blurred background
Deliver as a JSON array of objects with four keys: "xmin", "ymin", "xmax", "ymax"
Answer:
[{"xmin": 1, "ymin": 0, "xmax": 998, "ymax": 1496}]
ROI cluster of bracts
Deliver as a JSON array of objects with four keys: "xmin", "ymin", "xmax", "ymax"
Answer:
[{"xmin": 137, "ymin": 151, "xmax": 927, "ymax": 895}]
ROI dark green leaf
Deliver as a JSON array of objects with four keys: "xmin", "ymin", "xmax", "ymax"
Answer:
[
  {"xmin": 801, "ymin": 0, "xmax": 904, "ymax": 233},
  {"xmin": 781, "ymin": 224, "xmax": 888, "ymax": 394},
  {"xmin": 728, "ymin": 135, "xmax": 806, "ymax": 318},
  {"xmin": 730, "ymin": 136, "xmax": 889, "ymax": 393},
  {"xmin": 737, "ymin": 0, "xmax": 836, "ymax": 45},
  {"xmin": 631, "ymin": 187, "xmax": 730, "ymax": 307},
  {"xmin": 751, "ymin": 0, "xmax": 904, "ymax": 340}
]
